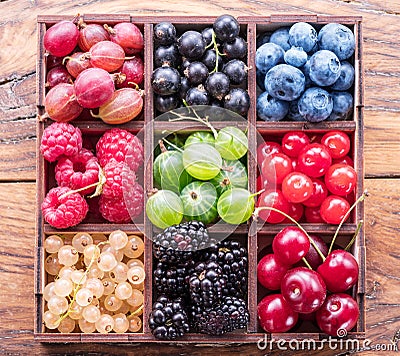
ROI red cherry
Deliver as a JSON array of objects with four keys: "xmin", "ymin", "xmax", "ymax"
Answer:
[
  {"xmin": 258, "ymin": 294, "xmax": 299, "ymax": 333},
  {"xmin": 257, "ymin": 141, "xmax": 282, "ymax": 167},
  {"xmin": 302, "ymin": 178, "xmax": 328, "ymax": 208},
  {"xmin": 321, "ymin": 130, "xmax": 351, "ymax": 159},
  {"xmin": 257, "ymin": 189, "xmax": 290, "ymax": 224},
  {"xmin": 261, "ymin": 153, "xmax": 293, "ymax": 185},
  {"xmin": 283, "ymin": 202, "xmax": 304, "ymax": 223},
  {"xmin": 317, "ymin": 250, "xmax": 359, "ymax": 292},
  {"xmin": 282, "ymin": 172, "xmax": 313, "ymax": 203},
  {"xmin": 272, "ymin": 227, "xmax": 310, "ymax": 265},
  {"xmin": 282, "ymin": 131, "xmax": 310, "ymax": 157},
  {"xmin": 302, "ymin": 235, "xmax": 328, "ymax": 270},
  {"xmin": 325, "ymin": 164, "xmax": 357, "ymax": 196},
  {"xmin": 299, "ymin": 311, "xmax": 316, "ymax": 322},
  {"xmin": 257, "ymin": 175, "xmax": 279, "ymax": 192},
  {"xmin": 281, "ymin": 267, "xmax": 327, "ymax": 314},
  {"xmin": 297, "ymin": 143, "xmax": 332, "ymax": 178},
  {"xmin": 320, "ymin": 195, "xmax": 350, "ymax": 224},
  {"xmin": 316, "ymin": 293, "xmax": 359, "ymax": 336},
  {"xmin": 333, "ymin": 155, "xmax": 354, "ymax": 166},
  {"xmin": 304, "ymin": 206, "xmax": 324, "ymax": 223},
  {"xmin": 257, "ymin": 254, "xmax": 291, "ymax": 290},
  {"xmin": 292, "ymin": 159, "xmax": 298, "ymax": 171}
]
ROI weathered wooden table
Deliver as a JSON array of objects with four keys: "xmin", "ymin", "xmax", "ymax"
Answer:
[{"xmin": 1, "ymin": 0, "xmax": 400, "ymax": 355}]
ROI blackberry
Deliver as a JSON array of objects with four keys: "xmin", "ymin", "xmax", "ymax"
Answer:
[
  {"xmin": 152, "ymin": 221, "xmax": 214, "ymax": 265},
  {"xmin": 153, "ymin": 260, "xmax": 195, "ymax": 299},
  {"xmin": 149, "ymin": 295, "xmax": 190, "ymax": 340},
  {"xmin": 201, "ymin": 240, "xmax": 248, "ymax": 298},
  {"xmin": 188, "ymin": 260, "xmax": 226, "ymax": 307},
  {"xmin": 190, "ymin": 296, "xmax": 249, "ymax": 335}
]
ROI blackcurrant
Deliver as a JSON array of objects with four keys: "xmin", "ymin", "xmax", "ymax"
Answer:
[
  {"xmin": 213, "ymin": 14, "xmax": 240, "ymax": 42},
  {"xmin": 205, "ymin": 72, "xmax": 230, "ymax": 101},
  {"xmin": 155, "ymin": 94, "xmax": 179, "ymax": 113},
  {"xmin": 151, "ymin": 66, "xmax": 181, "ymax": 95},
  {"xmin": 179, "ymin": 76, "xmax": 191, "ymax": 99},
  {"xmin": 222, "ymin": 59, "xmax": 248, "ymax": 85},
  {"xmin": 201, "ymin": 27, "xmax": 215, "ymax": 46},
  {"xmin": 202, "ymin": 49, "xmax": 223, "ymax": 72},
  {"xmin": 154, "ymin": 22, "xmax": 177, "ymax": 45},
  {"xmin": 185, "ymin": 86, "xmax": 210, "ymax": 106},
  {"xmin": 223, "ymin": 37, "xmax": 247, "ymax": 59},
  {"xmin": 177, "ymin": 31, "xmax": 206, "ymax": 60},
  {"xmin": 184, "ymin": 61, "xmax": 209, "ymax": 85},
  {"xmin": 223, "ymin": 88, "xmax": 250, "ymax": 117},
  {"xmin": 154, "ymin": 44, "xmax": 181, "ymax": 68}
]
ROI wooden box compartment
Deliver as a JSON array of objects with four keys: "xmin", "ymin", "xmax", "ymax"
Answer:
[{"xmin": 35, "ymin": 14, "xmax": 364, "ymax": 343}]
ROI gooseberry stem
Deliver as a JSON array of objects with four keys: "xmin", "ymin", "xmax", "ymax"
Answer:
[
  {"xmin": 161, "ymin": 138, "xmax": 183, "ymax": 152},
  {"xmin": 253, "ymin": 206, "xmax": 326, "ymax": 261},
  {"xmin": 328, "ymin": 191, "xmax": 368, "ymax": 255},
  {"xmin": 344, "ymin": 220, "xmax": 364, "ymax": 252}
]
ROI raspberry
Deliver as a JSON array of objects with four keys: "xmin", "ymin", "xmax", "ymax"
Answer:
[
  {"xmin": 102, "ymin": 161, "xmax": 136, "ymax": 199},
  {"xmin": 40, "ymin": 122, "xmax": 82, "ymax": 162},
  {"xmin": 96, "ymin": 128, "xmax": 144, "ymax": 172},
  {"xmin": 99, "ymin": 182, "xmax": 144, "ymax": 223},
  {"xmin": 42, "ymin": 187, "xmax": 89, "ymax": 228},
  {"xmin": 55, "ymin": 148, "xmax": 100, "ymax": 195}
]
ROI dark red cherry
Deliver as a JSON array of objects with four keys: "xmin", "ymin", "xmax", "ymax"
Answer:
[
  {"xmin": 320, "ymin": 195, "xmax": 350, "ymax": 224},
  {"xmin": 272, "ymin": 227, "xmax": 310, "ymax": 265},
  {"xmin": 257, "ymin": 254, "xmax": 291, "ymax": 290},
  {"xmin": 317, "ymin": 250, "xmax": 359, "ymax": 292},
  {"xmin": 283, "ymin": 202, "xmax": 304, "ymax": 223},
  {"xmin": 282, "ymin": 172, "xmax": 313, "ymax": 203},
  {"xmin": 316, "ymin": 293, "xmax": 359, "ymax": 336},
  {"xmin": 302, "ymin": 234, "xmax": 328, "ymax": 270},
  {"xmin": 261, "ymin": 153, "xmax": 293, "ymax": 185},
  {"xmin": 257, "ymin": 141, "xmax": 282, "ymax": 167},
  {"xmin": 304, "ymin": 206, "xmax": 324, "ymax": 223},
  {"xmin": 281, "ymin": 267, "xmax": 327, "ymax": 314},
  {"xmin": 302, "ymin": 178, "xmax": 328, "ymax": 208},
  {"xmin": 282, "ymin": 131, "xmax": 310, "ymax": 158},
  {"xmin": 321, "ymin": 130, "xmax": 351, "ymax": 159},
  {"xmin": 257, "ymin": 189, "xmax": 290, "ymax": 224},
  {"xmin": 297, "ymin": 143, "xmax": 332, "ymax": 178},
  {"xmin": 299, "ymin": 311, "xmax": 316, "ymax": 322},
  {"xmin": 258, "ymin": 294, "xmax": 299, "ymax": 333},
  {"xmin": 325, "ymin": 163, "xmax": 357, "ymax": 196}
]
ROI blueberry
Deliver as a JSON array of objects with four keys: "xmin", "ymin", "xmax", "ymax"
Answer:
[
  {"xmin": 264, "ymin": 64, "xmax": 305, "ymax": 101},
  {"xmin": 256, "ymin": 32, "xmax": 271, "ymax": 48},
  {"xmin": 178, "ymin": 31, "xmax": 206, "ymax": 60},
  {"xmin": 288, "ymin": 22, "xmax": 318, "ymax": 53},
  {"xmin": 331, "ymin": 61, "xmax": 355, "ymax": 91},
  {"xmin": 298, "ymin": 87, "xmax": 333, "ymax": 122},
  {"xmin": 328, "ymin": 91, "xmax": 353, "ymax": 121},
  {"xmin": 255, "ymin": 43, "xmax": 284, "ymax": 74},
  {"xmin": 269, "ymin": 27, "xmax": 291, "ymax": 51},
  {"xmin": 284, "ymin": 47, "xmax": 308, "ymax": 68},
  {"xmin": 256, "ymin": 69, "xmax": 266, "ymax": 91},
  {"xmin": 300, "ymin": 58, "xmax": 313, "ymax": 88},
  {"xmin": 318, "ymin": 23, "xmax": 355, "ymax": 60},
  {"xmin": 257, "ymin": 92, "xmax": 289, "ymax": 121},
  {"xmin": 286, "ymin": 99, "xmax": 304, "ymax": 121},
  {"xmin": 309, "ymin": 50, "xmax": 341, "ymax": 86}
]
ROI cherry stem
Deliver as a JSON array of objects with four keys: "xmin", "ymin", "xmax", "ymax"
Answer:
[
  {"xmin": 328, "ymin": 191, "xmax": 368, "ymax": 255},
  {"xmin": 302, "ymin": 257, "xmax": 313, "ymax": 270},
  {"xmin": 249, "ymin": 189, "xmax": 265, "ymax": 198},
  {"xmin": 169, "ymin": 107, "xmax": 218, "ymax": 139},
  {"xmin": 253, "ymin": 206, "xmax": 326, "ymax": 261},
  {"xmin": 344, "ymin": 220, "xmax": 364, "ymax": 252}
]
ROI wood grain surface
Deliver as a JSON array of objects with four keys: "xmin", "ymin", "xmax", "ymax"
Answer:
[{"xmin": 1, "ymin": 0, "xmax": 400, "ymax": 354}]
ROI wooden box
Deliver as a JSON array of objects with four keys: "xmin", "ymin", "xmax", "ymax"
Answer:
[{"xmin": 35, "ymin": 14, "xmax": 364, "ymax": 344}]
